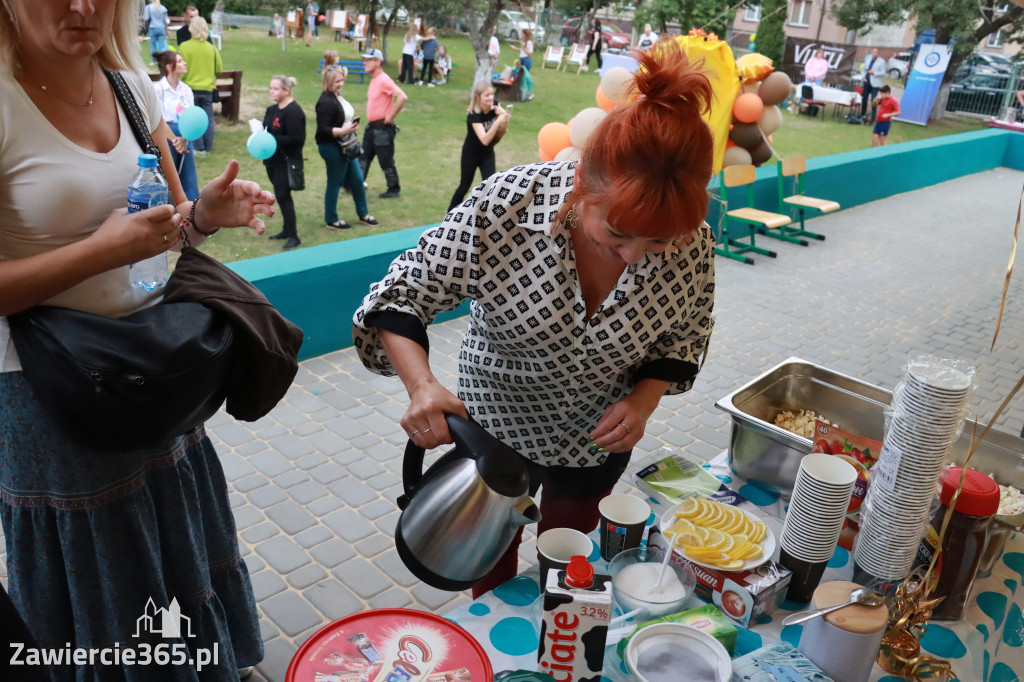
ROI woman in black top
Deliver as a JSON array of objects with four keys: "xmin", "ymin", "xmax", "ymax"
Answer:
[
  {"xmin": 447, "ymin": 82, "xmax": 511, "ymax": 211},
  {"xmin": 263, "ymin": 75, "xmax": 306, "ymax": 250},
  {"xmin": 586, "ymin": 19, "xmax": 603, "ymax": 70},
  {"xmin": 315, "ymin": 66, "xmax": 377, "ymax": 230}
]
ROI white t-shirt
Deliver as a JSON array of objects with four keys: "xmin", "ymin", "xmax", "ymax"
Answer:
[
  {"xmin": 488, "ymin": 36, "xmax": 500, "ymax": 58},
  {"xmin": 0, "ymin": 69, "xmax": 165, "ymax": 372},
  {"xmin": 519, "ymin": 40, "xmax": 533, "ymax": 59},
  {"xmin": 638, "ymin": 33, "xmax": 656, "ymax": 50},
  {"xmin": 402, "ymin": 34, "xmax": 421, "ymax": 56},
  {"xmin": 154, "ymin": 76, "xmax": 195, "ymax": 123}
]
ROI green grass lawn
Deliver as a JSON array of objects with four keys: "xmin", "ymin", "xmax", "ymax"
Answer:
[{"xmin": 159, "ymin": 29, "xmax": 985, "ymax": 263}]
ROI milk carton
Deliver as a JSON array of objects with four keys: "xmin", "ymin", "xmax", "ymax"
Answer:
[{"xmin": 537, "ymin": 555, "xmax": 612, "ymax": 682}]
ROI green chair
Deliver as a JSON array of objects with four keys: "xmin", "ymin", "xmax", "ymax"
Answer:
[
  {"xmin": 715, "ymin": 164, "xmax": 791, "ymax": 265},
  {"xmin": 772, "ymin": 156, "xmax": 840, "ymax": 244}
]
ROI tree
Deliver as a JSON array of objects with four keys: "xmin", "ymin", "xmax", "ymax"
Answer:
[
  {"xmin": 831, "ymin": 0, "xmax": 1024, "ymax": 120},
  {"xmin": 634, "ymin": 0, "xmax": 738, "ymax": 37},
  {"xmin": 462, "ymin": 0, "xmax": 506, "ymax": 85},
  {"xmin": 755, "ymin": 0, "xmax": 787, "ymax": 64}
]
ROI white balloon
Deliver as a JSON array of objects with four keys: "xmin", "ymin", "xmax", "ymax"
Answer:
[
  {"xmin": 600, "ymin": 67, "xmax": 634, "ymax": 103},
  {"xmin": 554, "ymin": 146, "xmax": 581, "ymax": 162},
  {"xmin": 757, "ymin": 105, "xmax": 782, "ymax": 135},
  {"xmin": 569, "ymin": 107, "xmax": 608, "ymax": 149},
  {"xmin": 723, "ymin": 146, "xmax": 752, "ymax": 167}
]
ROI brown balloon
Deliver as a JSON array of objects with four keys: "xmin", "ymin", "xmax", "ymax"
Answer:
[
  {"xmin": 758, "ymin": 71, "xmax": 793, "ymax": 107},
  {"xmin": 730, "ymin": 122, "xmax": 762, "ymax": 149},
  {"xmin": 749, "ymin": 138, "xmax": 773, "ymax": 166}
]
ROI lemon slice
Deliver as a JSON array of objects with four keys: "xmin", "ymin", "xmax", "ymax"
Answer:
[
  {"xmin": 713, "ymin": 559, "xmax": 745, "ymax": 570},
  {"xmin": 749, "ymin": 521, "xmax": 767, "ymax": 544},
  {"xmin": 704, "ymin": 528, "xmax": 730, "ymax": 551},
  {"xmin": 670, "ymin": 518, "xmax": 696, "ymax": 535},
  {"xmin": 719, "ymin": 514, "xmax": 746, "ymax": 535},
  {"xmin": 676, "ymin": 531, "xmax": 703, "ymax": 548},
  {"xmin": 675, "ymin": 497, "xmax": 700, "ymax": 519}
]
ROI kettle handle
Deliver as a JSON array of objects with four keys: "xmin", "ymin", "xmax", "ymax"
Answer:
[
  {"xmin": 397, "ymin": 414, "xmax": 475, "ymax": 510},
  {"xmin": 397, "ymin": 438, "xmax": 426, "ymax": 510}
]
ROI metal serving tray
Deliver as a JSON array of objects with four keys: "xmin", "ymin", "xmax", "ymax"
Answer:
[{"xmin": 714, "ymin": 357, "xmax": 1024, "ymax": 506}]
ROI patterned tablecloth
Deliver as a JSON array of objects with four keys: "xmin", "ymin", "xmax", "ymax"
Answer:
[{"xmin": 445, "ymin": 453, "xmax": 1024, "ymax": 681}]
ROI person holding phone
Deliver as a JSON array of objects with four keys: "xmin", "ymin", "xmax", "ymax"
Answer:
[
  {"xmin": 316, "ymin": 66, "xmax": 377, "ymax": 230},
  {"xmin": 447, "ymin": 82, "xmax": 511, "ymax": 211}
]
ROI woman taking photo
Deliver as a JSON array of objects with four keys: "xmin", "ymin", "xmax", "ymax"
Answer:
[
  {"xmin": 354, "ymin": 43, "xmax": 716, "ymax": 599},
  {"xmin": 178, "ymin": 16, "xmax": 222, "ymax": 156},
  {"xmin": 154, "ymin": 50, "xmax": 199, "ymax": 200},
  {"xmin": 447, "ymin": 81, "xmax": 510, "ymax": 211},
  {"xmin": 0, "ymin": 0, "xmax": 274, "ymax": 675},
  {"xmin": 263, "ymin": 75, "xmax": 306, "ymax": 250},
  {"xmin": 316, "ymin": 66, "xmax": 378, "ymax": 230}
]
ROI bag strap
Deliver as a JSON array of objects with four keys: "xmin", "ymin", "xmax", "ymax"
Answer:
[{"xmin": 104, "ymin": 70, "xmax": 161, "ymax": 159}]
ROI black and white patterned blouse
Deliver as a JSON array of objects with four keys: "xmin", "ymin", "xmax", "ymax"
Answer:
[{"xmin": 353, "ymin": 161, "xmax": 715, "ymax": 468}]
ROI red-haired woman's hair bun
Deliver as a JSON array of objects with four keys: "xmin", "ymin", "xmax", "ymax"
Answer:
[{"xmin": 571, "ymin": 41, "xmax": 716, "ymax": 241}]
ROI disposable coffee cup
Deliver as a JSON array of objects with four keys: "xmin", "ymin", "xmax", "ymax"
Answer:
[
  {"xmin": 536, "ymin": 528, "xmax": 593, "ymax": 588},
  {"xmin": 598, "ymin": 494, "xmax": 650, "ymax": 562},
  {"xmin": 780, "ymin": 546, "xmax": 829, "ymax": 603}
]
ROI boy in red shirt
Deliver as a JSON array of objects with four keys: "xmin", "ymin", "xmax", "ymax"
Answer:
[{"xmin": 872, "ymin": 85, "xmax": 900, "ymax": 147}]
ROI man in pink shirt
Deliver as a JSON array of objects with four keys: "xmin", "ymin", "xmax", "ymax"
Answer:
[{"xmin": 359, "ymin": 48, "xmax": 408, "ymax": 199}]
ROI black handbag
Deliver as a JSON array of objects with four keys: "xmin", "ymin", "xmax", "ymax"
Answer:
[
  {"xmin": 10, "ymin": 303, "xmax": 234, "ymax": 452},
  {"xmin": 7, "ymin": 71, "xmax": 300, "ymax": 451},
  {"xmin": 286, "ymin": 155, "xmax": 305, "ymax": 191},
  {"xmin": 337, "ymin": 133, "xmax": 362, "ymax": 160}
]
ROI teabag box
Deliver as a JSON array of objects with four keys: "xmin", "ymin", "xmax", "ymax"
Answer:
[{"xmin": 537, "ymin": 556, "xmax": 612, "ymax": 681}]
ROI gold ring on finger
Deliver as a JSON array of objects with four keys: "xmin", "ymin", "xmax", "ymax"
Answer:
[
  {"xmin": 163, "ymin": 234, "xmax": 168, "ymax": 244},
  {"xmin": 618, "ymin": 422, "xmax": 631, "ymax": 434},
  {"xmin": 422, "ymin": 428, "xmax": 432, "ymax": 433}
]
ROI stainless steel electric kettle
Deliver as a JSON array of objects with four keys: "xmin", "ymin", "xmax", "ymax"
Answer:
[{"xmin": 395, "ymin": 414, "xmax": 541, "ymax": 590}]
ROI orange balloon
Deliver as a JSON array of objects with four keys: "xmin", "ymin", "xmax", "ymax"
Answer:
[
  {"xmin": 539, "ymin": 145, "xmax": 556, "ymax": 162},
  {"xmin": 595, "ymin": 86, "xmax": 616, "ymax": 112},
  {"xmin": 733, "ymin": 93, "xmax": 764, "ymax": 124},
  {"xmin": 538, "ymin": 122, "xmax": 572, "ymax": 159},
  {"xmin": 567, "ymin": 117, "xmax": 575, "ymax": 129},
  {"xmin": 726, "ymin": 139, "xmax": 736, "ymax": 149}
]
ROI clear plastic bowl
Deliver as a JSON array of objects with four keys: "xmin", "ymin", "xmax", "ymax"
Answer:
[{"xmin": 608, "ymin": 546, "xmax": 697, "ymax": 620}]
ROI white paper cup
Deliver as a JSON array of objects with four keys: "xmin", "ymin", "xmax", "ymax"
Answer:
[{"xmin": 536, "ymin": 528, "xmax": 593, "ymax": 587}]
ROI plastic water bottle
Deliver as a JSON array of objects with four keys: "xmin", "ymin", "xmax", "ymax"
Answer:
[{"xmin": 127, "ymin": 153, "xmax": 169, "ymax": 290}]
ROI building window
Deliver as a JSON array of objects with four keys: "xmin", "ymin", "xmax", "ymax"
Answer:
[
  {"xmin": 744, "ymin": 3, "xmax": 762, "ymax": 22},
  {"xmin": 789, "ymin": 0, "xmax": 812, "ymax": 27},
  {"xmin": 987, "ymin": 27, "xmax": 1004, "ymax": 48}
]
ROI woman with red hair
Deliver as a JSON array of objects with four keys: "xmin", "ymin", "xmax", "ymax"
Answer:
[{"xmin": 353, "ymin": 43, "xmax": 716, "ymax": 597}]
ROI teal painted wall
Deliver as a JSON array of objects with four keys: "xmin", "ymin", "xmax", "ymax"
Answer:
[{"xmin": 230, "ymin": 129, "xmax": 1023, "ymax": 360}]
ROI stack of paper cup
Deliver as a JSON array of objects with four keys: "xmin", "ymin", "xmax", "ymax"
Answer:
[
  {"xmin": 854, "ymin": 358, "xmax": 972, "ymax": 582},
  {"xmin": 779, "ymin": 454, "xmax": 859, "ymax": 602}
]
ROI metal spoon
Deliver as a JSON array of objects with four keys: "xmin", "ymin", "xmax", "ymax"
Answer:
[{"xmin": 781, "ymin": 586, "xmax": 887, "ymax": 626}]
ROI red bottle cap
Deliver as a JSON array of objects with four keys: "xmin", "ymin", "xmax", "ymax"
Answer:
[
  {"xmin": 565, "ymin": 555, "xmax": 594, "ymax": 588},
  {"xmin": 940, "ymin": 467, "xmax": 999, "ymax": 517}
]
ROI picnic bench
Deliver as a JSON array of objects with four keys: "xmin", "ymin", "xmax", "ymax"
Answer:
[
  {"xmin": 491, "ymin": 68, "xmax": 523, "ymax": 104},
  {"xmin": 147, "ymin": 70, "xmax": 242, "ymax": 122}
]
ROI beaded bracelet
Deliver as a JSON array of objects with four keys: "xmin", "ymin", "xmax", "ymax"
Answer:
[{"xmin": 182, "ymin": 197, "xmax": 220, "ymax": 237}]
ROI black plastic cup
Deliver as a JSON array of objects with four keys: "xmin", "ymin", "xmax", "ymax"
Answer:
[{"xmin": 780, "ymin": 547, "xmax": 830, "ymax": 604}]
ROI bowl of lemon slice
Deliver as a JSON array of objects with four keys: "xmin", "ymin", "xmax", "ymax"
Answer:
[{"xmin": 659, "ymin": 496, "xmax": 776, "ymax": 572}]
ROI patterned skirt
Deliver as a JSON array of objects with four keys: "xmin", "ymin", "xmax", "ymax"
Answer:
[{"xmin": 0, "ymin": 372, "xmax": 262, "ymax": 681}]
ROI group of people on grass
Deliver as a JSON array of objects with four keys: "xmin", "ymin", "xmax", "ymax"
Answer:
[
  {"xmin": 398, "ymin": 25, "xmax": 452, "ymax": 86},
  {"xmin": 256, "ymin": 47, "xmax": 512, "ymax": 251}
]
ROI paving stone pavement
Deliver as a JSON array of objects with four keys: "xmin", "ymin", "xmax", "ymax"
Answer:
[{"xmin": 2, "ymin": 169, "xmax": 1023, "ymax": 681}]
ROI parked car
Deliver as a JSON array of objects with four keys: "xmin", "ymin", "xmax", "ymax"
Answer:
[
  {"xmin": 955, "ymin": 51, "xmax": 1013, "ymax": 81},
  {"xmin": 946, "ymin": 72, "xmax": 1018, "ymax": 117},
  {"xmin": 497, "ymin": 10, "xmax": 544, "ymax": 43},
  {"xmin": 888, "ymin": 51, "xmax": 912, "ymax": 78},
  {"xmin": 559, "ymin": 18, "xmax": 631, "ymax": 51},
  {"xmin": 375, "ymin": 6, "xmax": 409, "ymax": 24}
]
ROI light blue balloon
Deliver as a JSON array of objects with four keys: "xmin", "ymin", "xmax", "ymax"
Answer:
[
  {"xmin": 247, "ymin": 131, "xmax": 277, "ymax": 160},
  {"xmin": 177, "ymin": 106, "xmax": 209, "ymax": 141}
]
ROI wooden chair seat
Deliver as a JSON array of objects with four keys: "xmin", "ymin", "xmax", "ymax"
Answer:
[
  {"xmin": 726, "ymin": 207, "xmax": 791, "ymax": 229},
  {"xmin": 784, "ymin": 195, "xmax": 840, "ymax": 213}
]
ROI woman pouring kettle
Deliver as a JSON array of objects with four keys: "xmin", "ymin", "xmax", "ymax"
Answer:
[{"xmin": 353, "ymin": 43, "xmax": 716, "ymax": 598}]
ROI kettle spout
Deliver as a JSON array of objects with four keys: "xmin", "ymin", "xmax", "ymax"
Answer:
[{"xmin": 511, "ymin": 497, "xmax": 541, "ymax": 527}]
